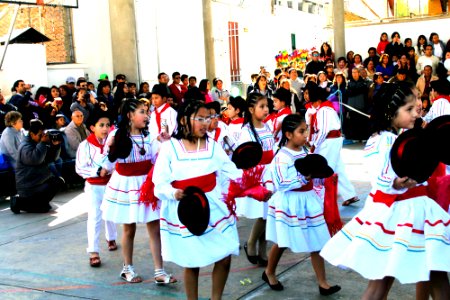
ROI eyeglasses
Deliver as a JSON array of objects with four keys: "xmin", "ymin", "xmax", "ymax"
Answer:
[
  {"xmin": 312, "ymin": 53, "xmax": 319, "ymax": 57},
  {"xmin": 210, "ymin": 114, "xmax": 220, "ymax": 118},
  {"xmin": 191, "ymin": 117, "xmax": 212, "ymax": 124}
]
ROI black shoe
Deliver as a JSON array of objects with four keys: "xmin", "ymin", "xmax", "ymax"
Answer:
[
  {"xmin": 319, "ymin": 285, "xmax": 341, "ymax": 296},
  {"xmin": 10, "ymin": 196, "xmax": 20, "ymax": 214},
  {"xmin": 262, "ymin": 271, "xmax": 283, "ymax": 291},
  {"xmin": 258, "ymin": 256, "xmax": 268, "ymax": 267},
  {"xmin": 243, "ymin": 242, "xmax": 258, "ymax": 264}
]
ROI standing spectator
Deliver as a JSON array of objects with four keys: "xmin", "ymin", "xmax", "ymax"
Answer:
[
  {"xmin": 128, "ymin": 83, "xmax": 137, "ymax": 99},
  {"xmin": 64, "ymin": 110, "xmax": 90, "ymax": 159},
  {"xmin": 416, "ymin": 44, "xmax": 440, "ymax": 76},
  {"xmin": 320, "ymin": 42, "xmax": 335, "ymax": 63},
  {"xmin": 96, "ymin": 80, "xmax": 114, "ymax": 115},
  {"xmin": 364, "ymin": 47, "xmax": 380, "ymax": 68},
  {"xmin": 325, "ymin": 63, "xmax": 335, "ymax": 82},
  {"xmin": 188, "ymin": 76, "xmax": 197, "ymax": 89},
  {"xmin": 368, "ymin": 72, "xmax": 386, "ymax": 107},
  {"xmin": 279, "ymin": 79, "xmax": 303, "ymax": 114},
  {"xmin": 349, "ymin": 54, "xmax": 363, "ymax": 74},
  {"xmin": 211, "ymin": 78, "xmax": 230, "ymax": 107},
  {"xmin": 416, "ymin": 65, "xmax": 438, "ymax": 100},
  {"xmin": 305, "ymin": 50, "xmax": 325, "ymax": 75},
  {"xmin": 10, "ymin": 119, "xmax": 64, "ymax": 214},
  {"xmin": 65, "ymin": 76, "xmax": 76, "ymax": 97},
  {"xmin": 376, "ymin": 54, "xmax": 395, "ymax": 81},
  {"xmin": 384, "ymin": 32, "xmax": 404, "ymax": 59},
  {"xmin": 317, "ymin": 71, "xmax": 332, "ymax": 98},
  {"xmin": 288, "ymin": 68, "xmax": 304, "ymax": 97},
  {"xmin": 377, "ymin": 32, "xmax": 389, "ymax": 55},
  {"xmin": 334, "ymin": 57, "xmax": 348, "ymax": 78},
  {"xmin": 199, "ymin": 79, "xmax": 213, "ymax": 103},
  {"xmin": 58, "ymin": 84, "xmax": 72, "ymax": 119},
  {"xmin": 345, "ymin": 68, "xmax": 369, "ymax": 142},
  {"xmin": 9, "ymin": 80, "xmax": 38, "ymax": 130},
  {"xmin": 112, "ymin": 74, "xmax": 126, "ymax": 95},
  {"xmin": 247, "ymin": 73, "xmax": 259, "ymax": 96},
  {"xmin": 181, "ymin": 74, "xmax": 189, "ymax": 90},
  {"xmin": 249, "ymin": 74, "xmax": 274, "ymax": 112},
  {"xmin": 415, "ymin": 34, "xmax": 428, "ymax": 57},
  {"xmin": 365, "ymin": 60, "xmax": 376, "ymax": 80},
  {"xmin": 168, "ymin": 72, "xmax": 187, "ymax": 106},
  {"xmin": 346, "ymin": 51, "xmax": 355, "ymax": 66},
  {"xmin": 429, "ymin": 32, "xmax": 446, "ymax": 60}
]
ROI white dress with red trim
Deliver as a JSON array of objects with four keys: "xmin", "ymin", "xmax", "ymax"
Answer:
[
  {"xmin": 320, "ymin": 131, "xmax": 450, "ymax": 284},
  {"xmin": 267, "ymin": 147, "xmax": 330, "ymax": 252},
  {"xmin": 227, "ymin": 117, "xmax": 244, "ymax": 149},
  {"xmin": 235, "ymin": 123, "xmax": 275, "ymax": 219},
  {"xmin": 265, "ymin": 107, "xmax": 292, "ymax": 151},
  {"xmin": 152, "ymin": 138, "xmax": 242, "ymax": 268},
  {"xmin": 101, "ymin": 129, "xmax": 158, "ymax": 224}
]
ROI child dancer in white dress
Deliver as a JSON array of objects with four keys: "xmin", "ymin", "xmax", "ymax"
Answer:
[
  {"xmin": 236, "ymin": 93, "xmax": 274, "ymax": 266},
  {"xmin": 320, "ymin": 83, "xmax": 450, "ymax": 300},
  {"xmin": 75, "ymin": 109, "xmax": 117, "ymax": 267},
  {"xmin": 153, "ymin": 101, "xmax": 242, "ymax": 300},
  {"xmin": 102, "ymin": 99, "xmax": 175, "ymax": 284},
  {"xmin": 264, "ymin": 114, "xmax": 341, "ymax": 295}
]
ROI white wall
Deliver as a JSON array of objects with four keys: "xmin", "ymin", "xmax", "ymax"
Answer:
[
  {"xmin": 71, "ymin": 0, "xmax": 113, "ymax": 84},
  {"xmin": 345, "ymin": 17, "xmax": 450, "ymax": 60},
  {"xmin": 0, "ymin": 44, "xmax": 47, "ymax": 97}
]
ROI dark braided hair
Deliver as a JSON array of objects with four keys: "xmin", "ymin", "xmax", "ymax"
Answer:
[
  {"xmin": 173, "ymin": 100, "xmax": 208, "ymax": 142},
  {"xmin": 108, "ymin": 98, "xmax": 146, "ymax": 161},
  {"xmin": 243, "ymin": 93, "xmax": 267, "ymax": 145},
  {"xmin": 369, "ymin": 82, "xmax": 415, "ymax": 135},
  {"xmin": 276, "ymin": 114, "xmax": 305, "ymax": 155}
]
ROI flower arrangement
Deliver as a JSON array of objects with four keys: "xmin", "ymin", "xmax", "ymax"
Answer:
[{"xmin": 274, "ymin": 48, "xmax": 313, "ymax": 71}]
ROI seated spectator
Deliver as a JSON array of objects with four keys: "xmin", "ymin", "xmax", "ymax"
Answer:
[
  {"xmin": 376, "ymin": 54, "xmax": 394, "ymax": 81},
  {"xmin": 365, "ymin": 60, "xmax": 376, "ymax": 80},
  {"xmin": 168, "ymin": 72, "xmax": 187, "ymax": 106},
  {"xmin": 377, "ymin": 32, "xmax": 389, "ymax": 55},
  {"xmin": 9, "ymin": 80, "xmax": 39, "ymax": 130},
  {"xmin": 334, "ymin": 57, "xmax": 348, "ymax": 78},
  {"xmin": 317, "ymin": 71, "xmax": 332, "ymax": 97},
  {"xmin": 138, "ymin": 82, "xmax": 151, "ymax": 99},
  {"xmin": 384, "ymin": 31, "xmax": 404, "ymax": 59},
  {"xmin": 10, "ymin": 119, "xmax": 64, "ymax": 214},
  {"xmin": 0, "ymin": 111, "xmax": 24, "ymax": 168},
  {"xmin": 63, "ymin": 110, "xmax": 90, "ymax": 159},
  {"xmin": 53, "ymin": 113, "xmax": 66, "ymax": 130},
  {"xmin": 388, "ymin": 68, "xmax": 413, "ymax": 84},
  {"xmin": 325, "ymin": 63, "xmax": 335, "ymax": 82},
  {"xmin": 416, "ymin": 44, "xmax": 440, "ymax": 76},
  {"xmin": 188, "ymin": 76, "xmax": 197, "ymax": 89},
  {"xmin": 416, "ymin": 65, "xmax": 438, "ymax": 100},
  {"xmin": 429, "ymin": 32, "xmax": 446, "ymax": 60},
  {"xmin": 211, "ymin": 78, "xmax": 230, "ymax": 107},
  {"xmin": 363, "ymin": 47, "xmax": 380, "ymax": 68},
  {"xmin": 70, "ymin": 88, "xmax": 95, "ymax": 123}
]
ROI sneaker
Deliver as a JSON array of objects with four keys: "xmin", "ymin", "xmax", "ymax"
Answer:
[{"xmin": 10, "ymin": 195, "xmax": 20, "ymax": 214}]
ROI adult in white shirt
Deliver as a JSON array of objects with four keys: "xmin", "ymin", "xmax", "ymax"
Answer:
[{"xmin": 416, "ymin": 45, "xmax": 440, "ymax": 76}]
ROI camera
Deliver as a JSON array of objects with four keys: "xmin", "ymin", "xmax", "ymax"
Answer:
[{"xmin": 44, "ymin": 129, "xmax": 64, "ymax": 142}]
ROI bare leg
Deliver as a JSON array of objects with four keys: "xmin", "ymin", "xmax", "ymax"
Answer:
[
  {"xmin": 122, "ymin": 223, "xmax": 136, "ymax": 265},
  {"xmin": 184, "ymin": 267, "xmax": 200, "ymax": 300},
  {"xmin": 146, "ymin": 220, "xmax": 162, "ymax": 269},
  {"xmin": 430, "ymin": 271, "xmax": 450, "ymax": 300},
  {"xmin": 416, "ymin": 281, "xmax": 431, "ymax": 300},
  {"xmin": 310, "ymin": 251, "xmax": 331, "ymax": 289},
  {"xmin": 247, "ymin": 218, "xmax": 266, "ymax": 256},
  {"xmin": 211, "ymin": 256, "xmax": 232, "ymax": 300},
  {"xmin": 258, "ymin": 228, "xmax": 268, "ymax": 260},
  {"xmin": 361, "ymin": 277, "xmax": 395, "ymax": 300},
  {"xmin": 264, "ymin": 244, "xmax": 285, "ymax": 285}
]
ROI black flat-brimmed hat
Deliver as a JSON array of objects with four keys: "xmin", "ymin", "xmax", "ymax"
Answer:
[
  {"xmin": 232, "ymin": 142, "xmax": 263, "ymax": 169},
  {"xmin": 294, "ymin": 154, "xmax": 334, "ymax": 179},
  {"xmin": 430, "ymin": 79, "xmax": 450, "ymax": 95},
  {"xmin": 425, "ymin": 115, "xmax": 450, "ymax": 165},
  {"xmin": 390, "ymin": 128, "xmax": 439, "ymax": 183},
  {"xmin": 177, "ymin": 186, "xmax": 210, "ymax": 236}
]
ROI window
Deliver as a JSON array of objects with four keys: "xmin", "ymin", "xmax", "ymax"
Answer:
[{"xmin": 287, "ymin": 0, "xmax": 292, "ymax": 8}]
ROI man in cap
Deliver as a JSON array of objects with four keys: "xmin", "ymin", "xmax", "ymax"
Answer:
[
  {"xmin": 305, "ymin": 50, "xmax": 325, "ymax": 76},
  {"xmin": 66, "ymin": 76, "xmax": 77, "ymax": 96}
]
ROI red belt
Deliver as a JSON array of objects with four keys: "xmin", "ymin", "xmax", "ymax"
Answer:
[
  {"xmin": 87, "ymin": 175, "xmax": 111, "ymax": 185},
  {"xmin": 326, "ymin": 130, "xmax": 341, "ymax": 139},
  {"xmin": 116, "ymin": 160, "xmax": 153, "ymax": 176},
  {"xmin": 292, "ymin": 181, "xmax": 313, "ymax": 192},
  {"xmin": 260, "ymin": 150, "xmax": 274, "ymax": 165},
  {"xmin": 171, "ymin": 172, "xmax": 216, "ymax": 193},
  {"xmin": 370, "ymin": 185, "xmax": 428, "ymax": 207}
]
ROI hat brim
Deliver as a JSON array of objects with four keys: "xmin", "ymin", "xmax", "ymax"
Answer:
[
  {"xmin": 232, "ymin": 142, "xmax": 263, "ymax": 169},
  {"xmin": 425, "ymin": 115, "xmax": 450, "ymax": 165},
  {"xmin": 178, "ymin": 186, "xmax": 210, "ymax": 236},
  {"xmin": 294, "ymin": 154, "xmax": 334, "ymax": 179},
  {"xmin": 390, "ymin": 128, "xmax": 439, "ymax": 183}
]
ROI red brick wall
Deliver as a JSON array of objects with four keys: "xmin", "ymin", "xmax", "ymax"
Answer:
[{"xmin": 0, "ymin": 4, "xmax": 73, "ymax": 63}]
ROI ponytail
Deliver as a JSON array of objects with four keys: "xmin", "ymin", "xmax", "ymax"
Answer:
[{"xmin": 244, "ymin": 93, "xmax": 265, "ymax": 144}]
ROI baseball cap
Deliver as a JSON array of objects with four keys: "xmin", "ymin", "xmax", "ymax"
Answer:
[
  {"xmin": 66, "ymin": 76, "xmax": 76, "ymax": 84},
  {"xmin": 98, "ymin": 73, "xmax": 109, "ymax": 81}
]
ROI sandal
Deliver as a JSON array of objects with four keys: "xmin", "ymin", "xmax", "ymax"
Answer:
[
  {"xmin": 89, "ymin": 256, "xmax": 101, "ymax": 268},
  {"xmin": 107, "ymin": 240, "xmax": 118, "ymax": 251},
  {"xmin": 154, "ymin": 268, "xmax": 177, "ymax": 285},
  {"xmin": 120, "ymin": 264, "xmax": 142, "ymax": 283},
  {"xmin": 342, "ymin": 197, "xmax": 360, "ymax": 207}
]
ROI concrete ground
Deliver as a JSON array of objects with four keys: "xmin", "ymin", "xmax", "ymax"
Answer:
[{"xmin": 0, "ymin": 143, "xmax": 419, "ymax": 299}]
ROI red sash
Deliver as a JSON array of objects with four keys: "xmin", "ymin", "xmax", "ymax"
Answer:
[
  {"xmin": 292, "ymin": 180, "xmax": 313, "ymax": 192},
  {"xmin": 432, "ymin": 94, "xmax": 450, "ymax": 104},
  {"xmin": 86, "ymin": 133, "xmax": 106, "ymax": 154},
  {"xmin": 326, "ymin": 130, "xmax": 341, "ymax": 139},
  {"xmin": 230, "ymin": 117, "xmax": 244, "ymax": 125},
  {"xmin": 171, "ymin": 173, "xmax": 216, "ymax": 193},
  {"xmin": 260, "ymin": 150, "xmax": 274, "ymax": 165},
  {"xmin": 87, "ymin": 175, "xmax": 111, "ymax": 185},
  {"xmin": 370, "ymin": 185, "xmax": 428, "ymax": 207},
  {"xmin": 116, "ymin": 160, "xmax": 153, "ymax": 176},
  {"xmin": 154, "ymin": 103, "xmax": 170, "ymax": 133}
]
